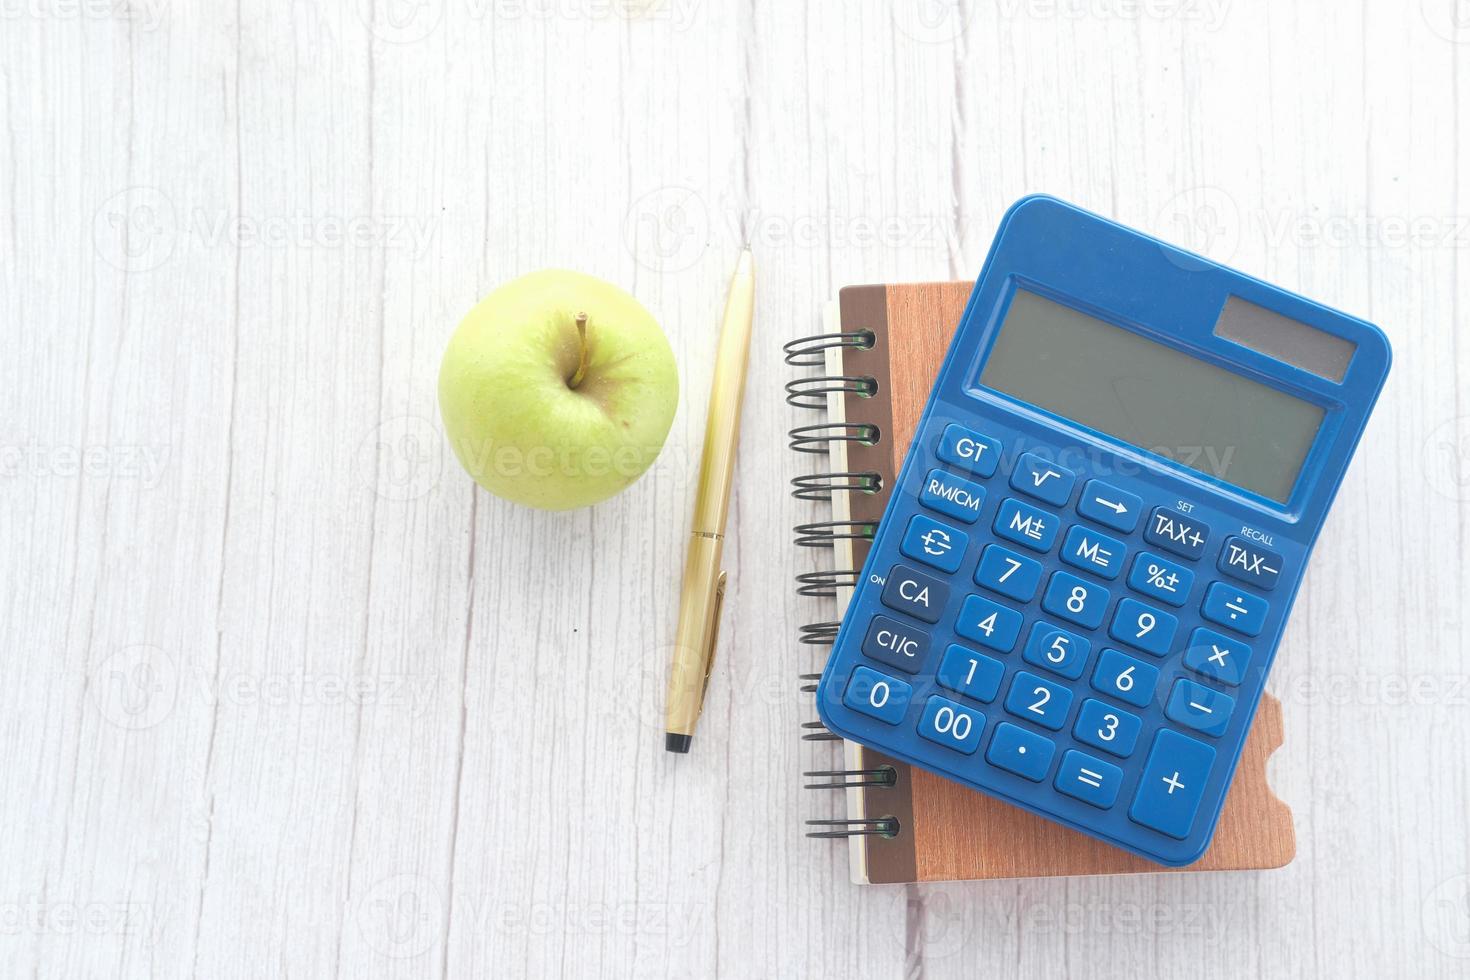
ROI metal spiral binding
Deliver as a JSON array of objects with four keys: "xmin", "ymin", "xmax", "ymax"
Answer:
[
  {"xmin": 795, "ymin": 569, "xmax": 859, "ymax": 598},
  {"xmin": 789, "ymin": 329, "xmax": 897, "ymax": 838},
  {"xmin": 788, "ymin": 421, "xmax": 881, "ymax": 455},
  {"xmin": 790, "ymin": 472, "xmax": 881, "ymax": 501},
  {"xmin": 785, "ymin": 375, "xmax": 877, "ymax": 410},
  {"xmin": 781, "ymin": 329, "xmax": 875, "ymax": 367},
  {"xmin": 800, "ymin": 721, "xmax": 842, "ymax": 741},
  {"xmin": 805, "ymin": 817, "xmax": 901, "ymax": 839},
  {"xmin": 803, "ymin": 765, "xmax": 897, "ymax": 790},
  {"xmin": 798, "ymin": 622, "xmax": 840, "ymax": 646},
  {"xmin": 793, "ymin": 520, "xmax": 876, "ymax": 549}
]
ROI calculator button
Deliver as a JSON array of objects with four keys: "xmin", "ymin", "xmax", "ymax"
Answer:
[
  {"xmin": 974, "ymin": 544, "xmax": 1043, "ymax": 602},
  {"xmin": 917, "ymin": 696, "xmax": 985, "ymax": 754},
  {"xmin": 1217, "ymin": 535, "xmax": 1283, "ymax": 591},
  {"xmin": 860, "ymin": 615, "xmax": 930, "ymax": 675},
  {"xmin": 919, "ymin": 468, "xmax": 987, "ymax": 524},
  {"xmin": 1165, "ymin": 679, "xmax": 1235, "ymax": 738},
  {"xmin": 1144, "ymin": 506, "xmax": 1209, "ymax": 560},
  {"xmin": 1183, "ymin": 628, "xmax": 1252, "ymax": 687},
  {"xmin": 900, "ymin": 514, "xmax": 969, "ymax": 574},
  {"xmin": 1004, "ymin": 671, "xmax": 1073, "ymax": 731},
  {"xmin": 1009, "ymin": 453, "xmax": 1076, "ymax": 507},
  {"xmin": 1128, "ymin": 729, "xmax": 1217, "ymax": 840},
  {"xmin": 1055, "ymin": 750, "xmax": 1124, "ymax": 809},
  {"xmin": 880, "ymin": 563, "xmax": 950, "ymax": 624},
  {"xmin": 1060, "ymin": 525, "xmax": 1126, "ymax": 580},
  {"xmin": 985, "ymin": 722, "xmax": 1056, "ymax": 781},
  {"xmin": 1126, "ymin": 551, "xmax": 1194, "ymax": 607},
  {"xmin": 842, "ymin": 666, "xmax": 913, "ymax": 726},
  {"xmin": 954, "ymin": 594, "xmax": 1024, "ymax": 652},
  {"xmin": 993, "ymin": 497, "xmax": 1059, "ymax": 552},
  {"xmin": 935, "ymin": 644, "xmax": 1005, "ymax": 703},
  {"xmin": 1108, "ymin": 597, "xmax": 1178, "ymax": 656},
  {"xmin": 1021, "ymin": 622, "xmax": 1091, "ymax": 680},
  {"xmin": 936, "ymin": 423, "xmax": 1002, "ymax": 477},
  {"xmin": 1076, "ymin": 480, "xmax": 1143, "ymax": 533},
  {"xmin": 1041, "ymin": 571, "xmax": 1109, "ymax": 629},
  {"xmin": 1073, "ymin": 699, "xmax": 1142, "ymax": 757},
  {"xmin": 1200, "ymin": 582, "xmax": 1269, "ymax": 637},
  {"xmin": 1089, "ymin": 648, "xmax": 1159, "ymax": 709}
]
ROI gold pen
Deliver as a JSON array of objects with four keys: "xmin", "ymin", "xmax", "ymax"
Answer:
[{"xmin": 665, "ymin": 248, "xmax": 755, "ymax": 753}]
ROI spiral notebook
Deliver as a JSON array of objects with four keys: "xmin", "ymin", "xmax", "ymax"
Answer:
[{"xmin": 789, "ymin": 280, "xmax": 1297, "ymax": 884}]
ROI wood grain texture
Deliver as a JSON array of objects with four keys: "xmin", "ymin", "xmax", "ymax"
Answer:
[{"xmin": 0, "ymin": 0, "xmax": 1466, "ymax": 977}]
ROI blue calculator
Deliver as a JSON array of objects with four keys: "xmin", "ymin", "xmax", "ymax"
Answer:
[{"xmin": 816, "ymin": 196, "xmax": 1391, "ymax": 866}]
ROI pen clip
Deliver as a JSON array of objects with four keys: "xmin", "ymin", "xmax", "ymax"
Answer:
[{"xmin": 698, "ymin": 571, "xmax": 728, "ymax": 706}]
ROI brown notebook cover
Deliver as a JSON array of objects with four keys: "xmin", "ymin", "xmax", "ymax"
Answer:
[{"xmin": 815, "ymin": 281, "xmax": 1295, "ymax": 883}]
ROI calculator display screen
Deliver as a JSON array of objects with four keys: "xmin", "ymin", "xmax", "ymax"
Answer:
[{"xmin": 979, "ymin": 289, "xmax": 1325, "ymax": 503}]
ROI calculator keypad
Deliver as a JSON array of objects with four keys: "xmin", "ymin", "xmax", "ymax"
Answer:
[
  {"xmin": 986, "ymin": 722, "xmax": 1055, "ymax": 780},
  {"xmin": 917, "ymin": 696, "xmax": 985, "ymax": 754},
  {"xmin": 1004, "ymin": 671, "xmax": 1073, "ymax": 731},
  {"xmin": 833, "ymin": 421, "xmax": 1287, "ymax": 863},
  {"xmin": 1182, "ymin": 628, "xmax": 1251, "ymax": 686},
  {"xmin": 1021, "ymin": 622, "xmax": 1091, "ymax": 680},
  {"xmin": 860, "ymin": 615, "xmax": 930, "ymax": 674},
  {"xmin": 1129, "ymin": 729, "xmax": 1216, "ymax": 839},
  {"xmin": 1073, "ymin": 699, "xmax": 1142, "ymax": 757},
  {"xmin": 842, "ymin": 666, "xmax": 912, "ymax": 725},
  {"xmin": 1090, "ymin": 648, "xmax": 1158, "ymax": 708},
  {"xmin": 1042, "ymin": 571, "xmax": 1110, "ymax": 629},
  {"xmin": 1060, "ymin": 525, "xmax": 1127, "ymax": 580},
  {"xmin": 955, "ymin": 594, "xmax": 1024, "ymax": 652},
  {"xmin": 879, "ymin": 563, "xmax": 949, "ymax": 623},
  {"xmin": 935, "ymin": 644, "xmax": 1005, "ymax": 702},
  {"xmin": 900, "ymin": 514, "xmax": 968, "ymax": 573},
  {"xmin": 1144, "ymin": 506, "xmax": 1209, "ymax": 559},
  {"xmin": 1108, "ymin": 598, "xmax": 1177, "ymax": 656},
  {"xmin": 1217, "ymin": 535, "xmax": 1283, "ymax": 590},
  {"xmin": 936, "ymin": 423, "xmax": 1001, "ymax": 476},
  {"xmin": 994, "ymin": 498, "xmax": 1059, "ymax": 551},
  {"xmin": 1164, "ymin": 678, "xmax": 1235, "ymax": 737},
  {"xmin": 1126, "ymin": 551, "xmax": 1193, "ymax": 607},
  {"xmin": 1075, "ymin": 479, "xmax": 1143, "ymax": 533},
  {"xmin": 974, "ymin": 544, "xmax": 1043, "ymax": 601},
  {"xmin": 920, "ymin": 469, "xmax": 987, "ymax": 524},
  {"xmin": 1010, "ymin": 452, "xmax": 1077, "ymax": 507},
  {"xmin": 1055, "ymin": 750, "xmax": 1124, "ymax": 808},
  {"xmin": 1200, "ymin": 582, "xmax": 1269, "ymax": 636}
]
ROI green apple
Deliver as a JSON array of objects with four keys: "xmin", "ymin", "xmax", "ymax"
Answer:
[{"xmin": 438, "ymin": 269, "xmax": 679, "ymax": 510}]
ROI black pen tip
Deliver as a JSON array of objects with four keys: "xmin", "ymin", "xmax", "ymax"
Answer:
[{"xmin": 665, "ymin": 733, "xmax": 692, "ymax": 754}]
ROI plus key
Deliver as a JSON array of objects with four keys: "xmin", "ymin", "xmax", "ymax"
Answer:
[{"xmin": 1128, "ymin": 729, "xmax": 1216, "ymax": 840}]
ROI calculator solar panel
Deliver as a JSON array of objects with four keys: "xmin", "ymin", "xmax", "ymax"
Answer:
[{"xmin": 816, "ymin": 196, "xmax": 1391, "ymax": 866}]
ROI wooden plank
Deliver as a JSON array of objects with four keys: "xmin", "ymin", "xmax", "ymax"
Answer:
[{"xmin": 0, "ymin": 0, "xmax": 1465, "ymax": 976}]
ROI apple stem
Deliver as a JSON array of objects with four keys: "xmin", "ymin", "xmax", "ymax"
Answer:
[{"xmin": 569, "ymin": 312, "xmax": 590, "ymax": 389}]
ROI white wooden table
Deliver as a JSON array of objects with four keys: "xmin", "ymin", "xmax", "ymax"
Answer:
[{"xmin": 4, "ymin": 2, "xmax": 1468, "ymax": 977}]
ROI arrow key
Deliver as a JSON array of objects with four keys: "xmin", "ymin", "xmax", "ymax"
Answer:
[{"xmin": 1076, "ymin": 479, "xmax": 1143, "ymax": 533}]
